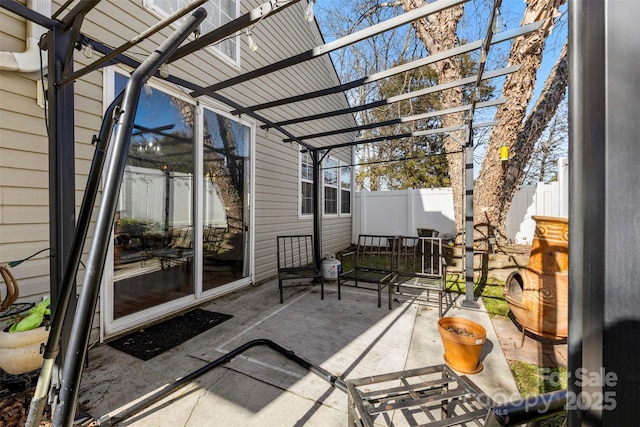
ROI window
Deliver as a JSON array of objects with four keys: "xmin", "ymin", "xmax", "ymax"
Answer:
[
  {"xmin": 299, "ymin": 154, "xmax": 352, "ymax": 217},
  {"xmin": 323, "ymin": 157, "xmax": 338, "ymax": 215},
  {"xmin": 145, "ymin": 0, "xmax": 239, "ymax": 65},
  {"xmin": 300, "ymin": 152, "xmax": 313, "ymax": 215},
  {"xmin": 340, "ymin": 164, "xmax": 352, "ymax": 215}
]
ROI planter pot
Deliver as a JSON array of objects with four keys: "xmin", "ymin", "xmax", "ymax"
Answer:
[
  {"xmin": 438, "ymin": 317, "xmax": 486, "ymax": 374},
  {"xmin": 0, "ymin": 325, "xmax": 49, "ymax": 375}
]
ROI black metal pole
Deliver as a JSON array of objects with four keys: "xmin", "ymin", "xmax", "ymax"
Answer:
[
  {"xmin": 47, "ymin": 20, "xmax": 77, "ymax": 379},
  {"xmin": 567, "ymin": 1, "xmax": 595, "ymax": 425},
  {"xmin": 53, "ymin": 9, "xmax": 207, "ymax": 426},
  {"xmin": 484, "ymin": 390, "xmax": 567, "ymax": 426},
  {"xmin": 25, "ymin": 92, "xmax": 123, "ymax": 427},
  {"xmin": 312, "ymin": 149, "xmax": 323, "ymax": 271},
  {"xmin": 97, "ymin": 339, "xmax": 346, "ymax": 426},
  {"xmin": 569, "ymin": 1, "xmax": 640, "ymax": 425}
]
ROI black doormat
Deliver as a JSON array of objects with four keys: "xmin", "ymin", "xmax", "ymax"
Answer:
[{"xmin": 108, "ymin": 309, "xmax": 232, "ymax": 360}]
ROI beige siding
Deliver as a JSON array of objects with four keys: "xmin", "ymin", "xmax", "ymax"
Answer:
[
  {"xmin": 1, "ymin": 2, "xmax": 104, "ymax": 317},
  {"xmin": 0, "ymin": 73, "xmax": 50, "ymax": 303},
  {"xmin": 0, "ymin": 5, "xmax": 25, "ymax": 51},
  {"xmin": 1, "ymin": 0, "xmax": 354, "ymax": 334}
]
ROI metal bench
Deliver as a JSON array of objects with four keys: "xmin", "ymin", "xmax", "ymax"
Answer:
[
  {"xmin": 338, "ymin": 234, "xmax": 398, "ymax": 309},
  {"xmin": 276, "ymin": 235, "xmax": 324, "ymax": 303},
  {"xmin": 392, "ymin": 236, "xmax": 451, "ymax": 317}
]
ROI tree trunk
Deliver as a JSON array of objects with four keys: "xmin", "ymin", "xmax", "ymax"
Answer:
[
  {"xmin": 474, "ymin": 0, "xmax": 566, "ymax": 244},
  {"xmin": 402, "ymin": 0, "xmax": 466, "ymax": 237}
]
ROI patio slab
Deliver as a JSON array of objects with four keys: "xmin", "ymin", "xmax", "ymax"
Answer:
[
  {"xmin": 78, "ymin": 281, "xmax": 519, "ymax": 426},
  {"xmin": 491, "ymin": 315, "xmax": 568, "ymax": 369}
]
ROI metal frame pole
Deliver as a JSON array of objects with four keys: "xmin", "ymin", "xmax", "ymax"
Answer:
[
  {"xmin": 461, "ymin": 126, "xmax": 478, "ymax": 308},
  {"xmin": 569, "ymin": 1, "xmax": 640, "ymax": 425},
  {"xmin": 25, "ymin": 93, "xmax": 123, "ymax": 427},
  {"xmin": 47, "ymin": 22, "xmax": 77, "ymax": 375},
  {"xmin": 53, "ymin": 9, "xmax": 207, "ymax": 426},
  {"xmin": 312, "ymin": 150, "xmax": 323, "ymax": 271}
]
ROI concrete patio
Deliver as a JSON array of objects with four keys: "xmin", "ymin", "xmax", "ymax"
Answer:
[{"xmin": 78, "ymin": 281, "xmax": 521, "ymax": 426}]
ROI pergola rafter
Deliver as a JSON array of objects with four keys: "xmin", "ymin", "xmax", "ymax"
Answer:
[
  {"xmin": 282, "ymin": 98, "xmax": 506, "ymax": 143},
  {"xmin": 260, "ymin": 65, "xmax": 520, "ymax": 129},
  {"xmin": 235, "ymin": 23, "xmax": 540, "ymax": 115},
  {"xmin": 190, "ymin": 0, "xmax": 468, "ymax": 97},
  {"xmin": 315, "ymin": 121, "xmax": 498, "ymax": 151},
  {"xmin": 4, "ymin": 1, "xmax": 636, "ymax": 425}
]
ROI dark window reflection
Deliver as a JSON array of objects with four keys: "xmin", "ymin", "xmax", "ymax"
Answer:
[
  {"xmin": 113, "ymin": 74, "xmax": 195, "ymax": 318},
  {"xmin": 202, "ymin": 109, "xmax": 251, "ymax": 291}
]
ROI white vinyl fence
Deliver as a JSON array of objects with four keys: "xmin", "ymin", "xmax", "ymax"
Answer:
[
  {"xmin": 117, "ymin": 165, "xmax": 228, "ymax": 229},
  {"xmin": 353, "ymin": 158, "xmax": 568, "ymax": 244}
]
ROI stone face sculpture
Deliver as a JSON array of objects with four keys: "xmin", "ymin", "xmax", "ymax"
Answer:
[{"xmin": 504, "ymin": 216, "xmax": 568, "ymax": 346}]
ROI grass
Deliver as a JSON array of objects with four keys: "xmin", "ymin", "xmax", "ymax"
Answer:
[
  {"xmin": 509, "ymin": 361, "xmax": 568, "ymax": 426},
  {"xmin": 509, "ymin": 361, "xmax": 568, "ymax": 397},
  {"xmin": 445, "ymin": 273, "xmax": 510, "ymax": 317}
]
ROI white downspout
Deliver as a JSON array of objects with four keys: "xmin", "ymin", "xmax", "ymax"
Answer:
[{"xmin": 0, "ymin": 0, "xmax": 51, "ymax": 72}]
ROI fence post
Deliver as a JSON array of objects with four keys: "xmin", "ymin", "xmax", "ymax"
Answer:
[{"xmin": 407, "ymin": 189, "xmax": 414, "ymax": 236}]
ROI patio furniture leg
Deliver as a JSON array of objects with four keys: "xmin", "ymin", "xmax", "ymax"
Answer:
[
  {"xmin": 279, "ymin": 279, "xmax": 284, "ymax": 304},
  {"xmin": 515, "ymin": 326, "xmax": 526, "ymax": 349},
  {"xmin": 347, "ymin": 394, "xmax": 354, "ymax": 426}
]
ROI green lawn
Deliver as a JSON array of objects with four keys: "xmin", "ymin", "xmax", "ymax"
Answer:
[{"xmin": 445, "ymin": 273, "xmax": 510, "ymax": 317}]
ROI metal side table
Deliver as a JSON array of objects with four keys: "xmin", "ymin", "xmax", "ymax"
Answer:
[{"xmin": 346, "ymin": 364, "xmax": 494, "ymax": 426}]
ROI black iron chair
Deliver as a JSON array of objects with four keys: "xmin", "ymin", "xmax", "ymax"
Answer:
[
  {"xmin": 276, "ymin": 235, "xmax": 323, "ymax": 303},
  {"xmin": 338, "ymin": 234, "xmax": 398, "ymax": 309},
  {"xmin": 392, "ymin": 236, "xmax": 450, "ymax": 317}
]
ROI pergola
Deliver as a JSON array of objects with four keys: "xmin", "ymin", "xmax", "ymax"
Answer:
[
  {"xmin": 2, "ymin": 0, "xmax": 540, "ymax": 423},
  {"xmin": 2, "ymin": 0, "xmax": 639, "ymax": 425}
]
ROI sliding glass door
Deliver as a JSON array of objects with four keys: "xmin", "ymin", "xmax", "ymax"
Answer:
[{"xmin": 108, "ymin": 71, "xmax": 252, "ymax": 329}]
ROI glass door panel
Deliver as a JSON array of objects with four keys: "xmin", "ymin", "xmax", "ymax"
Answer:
[
  {"xmin": 113, "ymin": 74, "xmax": 195, "ymax": 318},
  {"xmin": 201, "ymin": 109, "xmax": 251, "ymax": 291}
]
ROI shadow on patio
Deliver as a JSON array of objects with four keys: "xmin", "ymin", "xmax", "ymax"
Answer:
[{"xmin": 79, "ymin": 282, "xmax": 519, "ymax": 426}]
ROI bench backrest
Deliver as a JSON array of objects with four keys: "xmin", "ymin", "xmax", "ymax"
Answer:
[
  {"xmin": 395, "ymin": 236, "xmax": 445, "ymax": 278},
  {"xmin": 353, "ymin": 234, "xmax": 398, "ymax": 273}
]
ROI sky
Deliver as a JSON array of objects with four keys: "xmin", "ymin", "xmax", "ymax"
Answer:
[
  {"xmin": 316, "ymin": 0, "xmax": 568, "ymax": 106},
  {"xmin": 314, "ymin": 0, "xmax": 569, "ymax": 176}
]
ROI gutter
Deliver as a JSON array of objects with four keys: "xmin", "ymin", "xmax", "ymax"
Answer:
[{"xmin": 0, "ymin": 0, "xmax": 51, "ymax": 72}]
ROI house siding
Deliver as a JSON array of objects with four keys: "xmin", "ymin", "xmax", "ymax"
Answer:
[{"xmin": 1, "ymin": 1, "xmax": 354, "ymax": 337}]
